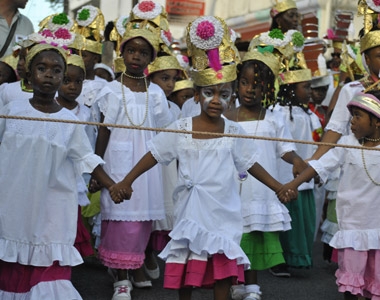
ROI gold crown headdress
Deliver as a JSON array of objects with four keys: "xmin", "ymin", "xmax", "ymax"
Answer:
[
  {"xmin": 172, "ymin": 79, "xmax": 194, "ymax": 93},
  {"xmin": 0, "ymin": 54, "xmax": 18, "ymax": 75},
  {"xmin": 148, "ymin": 55, "xmax": 184, "ymax": 76},
  {"xmin": 67, "ymin": 54, "xmax": 86, "ymax": 74},
  {"xmin": 109, "ymin": 16, "xmax": 129, "ymax": 57},
  {"xmin": 25, "ymin": 43, "xmax": 68, "ymax": 73},
  {"xmin": 270, "ymin": 0, "xmax": 297, "ymax": 18},
  {"xmin": 39, "ymin": 13, "xmax": 77, "ymax": 34},
  {"xmin": 186, "ymin": 16, "xmax": 240, "ymax": 86},
  {"xmin": 347, "ymin": 92, "xmax": 380, "ymax": 119}
]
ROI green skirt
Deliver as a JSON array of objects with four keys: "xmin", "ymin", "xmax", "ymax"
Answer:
[
  {"xmin": 280, "ymin": 189, "xmax": 316, "ymax": 268},
  {"xmin": 241, "ymin": 231, "xmax": 285, "ymax": 270}
]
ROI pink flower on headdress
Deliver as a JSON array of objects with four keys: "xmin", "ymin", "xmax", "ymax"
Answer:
[
  {"xmin": 41, "ymin": 29, "xmax": 54, "ymax": 38},
  {"xmin": 138, "ymin": 1, "xmax": 155, "ymax": 12},
  {"xmin": 374, "ymin": 0, "xmax": 380, "ymax": 5},
  {"xmin": 216, "ymin": 72, "xmax": 223, "ymax": 80},
  {"xmin": 327, "ymin": 28, "xmax": 337, "ymax": 40},
  {"xmin": 54, "ymin": 28, "xmax": 72, "ymax": 40},
  {"xmin": 182, "ymin": 56, "xmax": 189, "ymax": 63},
  {"xmin": 196, "ymin": 21, "xmax": 215, "ymax": 40},
  {"xmin": 270, "ymin": 9, "xmax": 279, "ymax": 18},
  {"xmin": 163, "ymin": 30, "xmax": 172, "ymax": 43}
]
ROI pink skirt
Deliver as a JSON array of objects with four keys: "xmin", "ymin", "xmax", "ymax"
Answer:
[
  {"xmin": 74, "ymin": 206, "xmax": 94, "ymax": 258},
  {"xmin": 0, "ymin": 260, "xmax": 71, "ymax": 293},
  {"xmin": 164, "ymin": 253, "xmax": 245, "ymax": 289},
  {"xmin": 98, "ymin": 220, "xmax": 152, "ymax": 269},
  {"xmin": 149, "ymin": 230, "xmax": 171, "ymax": 251},
  {"xmin": 336, "ymin": 248, "xmax": 380, "ymax": 299}
]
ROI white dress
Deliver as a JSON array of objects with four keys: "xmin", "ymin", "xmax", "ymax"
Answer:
[
  {"xmin": 0, "ymin": 100, "xmax": 103, "ymax": 299},
  {"xmin": 181, "ymin": 97, "xmax": 200, "ymax": 118},
  {"xmin": 273, "ymin": 105, "xmax": 321, "ymax": 190},
  {"xmin": 309, "ymin": 135, "xmax": 380, "ymax": 251},
  {"xmin": 0, "ymin": 81, "xmax": 32, "ymax": 108},
  {"xmin": 98, "ymin": 81, "xmax": 173, "ymax": 221},
  {"xmin": 148, "ymin": 117, "xmax": 259, "ymax": 268},
  {"xmin": 237, "ymin": 110, "xmax": 295, "ymax": 233}
]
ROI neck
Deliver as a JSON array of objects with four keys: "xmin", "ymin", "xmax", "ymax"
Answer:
[
  {"xmin": 56, "ymin": 95, "xmax": 78, "ymax": 110},
  {"xmin": 86, "ymin": 70, "xmax": 95, "ymax": 80},
  {"xmin": 125, "ymin": 70, "xmax": 145, "ymax": 79},
  {"xmin": 0, "ymin": 1, "xmax": 17, "ymax": 26}
]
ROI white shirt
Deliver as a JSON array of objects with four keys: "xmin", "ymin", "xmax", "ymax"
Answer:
[
  {"xmin": 181, "ymin": 97, "xmax": 200, "ymax": 118},
  {"xmin": 0, "ymin": 100, "xmax": 103, "ymax": 267},
  {"xmin": 149, "ymin": 118, "xmax": 258, "ymax": 268},
  {"xmin": 0, "ymin": 81, "xmax": 32, "ymax": 108},
  {"xmin": 309, "ymin": 135, "xmax": 380, "ymax": 251}
]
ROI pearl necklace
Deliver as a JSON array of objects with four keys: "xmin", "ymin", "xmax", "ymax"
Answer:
[
  {"xmin": 121, "ymin": 72, "xmax": 149, "ymax": 127},
  {"xmin": 361, "ymin": 139, "xmax": 380, "ymax": 186},
  {"xmin": 364, "ymin": 136, "xmax": 380, "ymax": 142}
]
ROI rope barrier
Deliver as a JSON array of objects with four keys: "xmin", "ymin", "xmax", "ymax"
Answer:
[{"xmin": 1, "ymin": 114, "xmax": 380, "ymax": 152}]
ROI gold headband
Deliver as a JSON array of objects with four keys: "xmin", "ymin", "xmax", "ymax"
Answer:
[
  {"xmin": 279, "ymin": 68, "xmax": 312, "ymax": 85},
  {"xmin": 348, "ymin": 94, "xmax": 380, "ymax": 118},
  {"xmin": 148, "ymin": 55, "xmax": 183, "ymax": 75},
  {"xmin": 83, "ymin": 38, "xmax": 102, "ymax": 54},
  {"xmin": 0, "ymin": 54, "xmax": 18, "ymax": 72},
  {"xmin": 25, "ymin": 43, "xmax": 67, "ymax": 73},
  {"xmin": 120, "ymin": 28, "xmax": 160, "ymax": 54},
  {"xmin": 271, "ymin": 0, "xmax": 297, "ymax": 17},
  {"xmin": 332, "ymin": 41, "xmax": 343, "ymax": 50},
  {"xmin": 243, "ymin": 50, "xmax": 281, "ymax": 77},
  {"xmin": 172, "ymin": 79, "xmax": 194, "ymax": 93},
  {"xmin": 191, "ymin": 64, "xmax": 237, "ymax": 87},
  {"xmin": 67, "ymin": 54, "xmax": 86, "ymax": 74},
  {"xmin": 360, "ymin": 30, "xmax": 380, "ymax": 53}
]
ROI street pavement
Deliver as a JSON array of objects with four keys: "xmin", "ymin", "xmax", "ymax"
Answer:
[{"xmin": 72, "ymin": 233, "xmax": 342, "ymax": 300}]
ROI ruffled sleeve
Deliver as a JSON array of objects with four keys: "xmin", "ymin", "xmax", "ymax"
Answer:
[
  {"xmin": 231, "ymin": 122, "xmax": 259, "ymax": 173},
  {"xmin": 273, "ymin": 111, "xmax": 297, "ymax": 157},
  {"xmin": 97, "ymin": 86, "xmax": 122, "ymax": 131},
  {"xmin": 147, "ymin": 120, "xmax": 179, "ymax": 165},
  {"xmin": 150, "ymin": 83, "xmax": 175, "ymax": 128}
]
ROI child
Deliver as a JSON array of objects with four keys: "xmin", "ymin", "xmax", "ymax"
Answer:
[
  {"xmin": 0, "ymin": 54, "xmax": 18, "ymax": 85},
  {"xmin": 225, "ymin": 47, "xmax": 307, "ymax": 300},
  {"xmin": 94, "ymin": 63, "xmax": 115, "ymax": 82},
  {"xmin": 169, "ymin": 79, "xmax": 195, "ymax": 110},
  {"xmin": 0, "ymin": 42, "xmax": 114, "ymax": 299},
  {"xmin": 95, "ymin": 27, "xmax": 173, "ymax": 299},
  {"xmin": 109, "ymin": 16, "xmax": 296, "ymax": 300},
  {"xmin": 279, "ymin": 91, "xmax": 380, "ymax": 300},
  {"xmin": 273, "ymin": 67, "xmax": 322, "ymax": 274}
]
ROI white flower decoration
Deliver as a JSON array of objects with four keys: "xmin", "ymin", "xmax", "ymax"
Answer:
[
  {"xmin": 76, "ymin": 5, "xmax": 99, "ymax": 27},
  {"xmin": 176, "ymin": 54, "xmax": 190, "ymax": 70},
  {"xmin": 229, "ymin": 28, "xmax": 237, "ymax": 43},
  {"xmin": 116, "ymin": 16, "xmax": 129, "ymax": 37},
  {"xmin": 161, "ymin": 30, "xmax": 172, "ymax": 47},
  {"xmin": 347, "ymin": 45, "xmax": 357, "ymax": 60},
  {"xmin": 132, "ymin": 1, "xmax": 162, "ymax": 20},
  {"xmin": 48, "ymin": 14, "xmax": 74, "ymax": 33},
  {"xmin": 189, "ymin": 16, "xmax": 224, "ymax": 50},
  {"xmin": 28, "ymin": 30, "xmax": 75, "ymax": 48},
  {"xmin": 367, "ymin": 0, "xmax": 380, "ymax": 12},
  {"xmin": 259, "ymin": 31, "xmax": 288, "ymax": 48}
]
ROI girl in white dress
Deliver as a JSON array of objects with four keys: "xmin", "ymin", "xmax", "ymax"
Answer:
[
  {"xmin": 279, "ymin": 91, "xmax": 380, "ymax": 300},
  {"xmin": 0, "ymin": 43, "xmax": 114, "ymax": 300},
  {"xmin": 109, "ymin": 16, "xmax": 296, "ymax": 300}
]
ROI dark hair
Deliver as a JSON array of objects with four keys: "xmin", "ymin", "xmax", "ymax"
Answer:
[
  {"xmin": 270, "ymin": 13, "xmax": 283, "ymax": 31},
  {"xmin": 104, "ymin": 21, "xmax": 117, "ymax": 50},
  {"xmin": 0, "ymin": 62, "xmax": 17, "ymax": 83}
]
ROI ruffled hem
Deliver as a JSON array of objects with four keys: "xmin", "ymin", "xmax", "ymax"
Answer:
[
  {"xmin": 0, "ymin": 238, "xmax": 83, "ymax": 267},
  {"xmin": 336, "ymin": 269, "xmax": 365, "ymax": 296},
  {"xmin": 101, "ymin": 210, "xmax": 165, "ymax": 222},
  {"xmin": 73, "ymin": 153, "xmax": 104, "ymax": 176},
  {"xmin": 0, "ymin": 280, "xmax": 82, "ymax": 300},
  {"xmin": 243, "ymin": 221, "xmax": 291, "ymax": 233},
  {"xmin": 321, "ymin": 232, "xmax": 334, "ymax": 244},
  {"xmin": 158, "ymin": 219, "xmax": 250, "ymax": 269},
  {"xmin": 330, "ymin": 229, "xmax": 380, "ymax": 251},
  {"xmin": 320, "ymin": 220, "xmax": 339, "ymax": 241},
  {"xmin": 98, "ymin": 246, "xmax": 144, "ymax": 269},
  {"xmin": 283, "ymin": 253, "xmax": 312, "ymax": 268}
]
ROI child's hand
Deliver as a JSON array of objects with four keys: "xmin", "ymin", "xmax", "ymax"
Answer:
[
  {"xmin": 108, "ymin": 181, "xmax": 133, "ymax": 204},
  {"xmin": 276, "ymin": 182, "xmax": 298, "ymax": 203},
  {"xmin": 88, "ymin": 178, "xmax": 103, "ymax": 193},
  {"xmin": 292, "ymin": 158, "xmax": 308, "ymax": 179}
]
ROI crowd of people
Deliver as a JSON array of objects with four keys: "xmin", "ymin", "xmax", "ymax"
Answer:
[{"xmin": 0, "ymin": 0, "xmax": 380, "ymax": 300}]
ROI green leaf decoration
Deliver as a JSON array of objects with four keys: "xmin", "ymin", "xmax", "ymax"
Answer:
[
  {"xmin": 350, "ymin": 44, "xmax": 358, "ymax": 55},
  {"xmin": 268, "ymin": 29, "xmax": 285, "ymax": 40},
  {"xmin": 52, "ymin": 13, "xmax": 69, "ymax": 25},
  {"xmin": 78, "ymin": 9, "xmax": 90, "ymax": 21},
  {"xmin": 292, "ymin": 32, "xmax": 305, "ymax": 47},
  {"xmin": 258, "ymin": 45, "xmax": 274, "ymax": 54}
]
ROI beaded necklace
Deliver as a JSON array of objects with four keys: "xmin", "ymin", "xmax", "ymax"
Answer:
[
  {"xmin": 121, "ymin": 72, "xmax": 149, "ymax": 127},
  {"xmin": 361, "ymin": 138, "xmax": 380, "ymax": 186}
]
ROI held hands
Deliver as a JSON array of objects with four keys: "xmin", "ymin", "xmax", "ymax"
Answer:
[
  {"xmin": 292, "ymin": 158, "xmax": 309, "ymax": 179},
  {"xmin": 276, "ymin": 182, "xmax": 298, "ymax": 203},
  {"xmin": 88, "ymin": 178, "xmax": 103, "ymax": 193},
  {"xmin": 108, "ymin": 181, "xmax": 133, "ymax": 204}
]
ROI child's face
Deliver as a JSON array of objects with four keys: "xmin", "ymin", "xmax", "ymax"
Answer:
[
  {"xmin": 58, "ymin": 65, "xmax": 84, "ymax": 103},
  {"xmin": 95, "ymin": 68, "xmax": 113, "ymax": 82},
  {"xmin": 27, "ymin": 50, "xmax": 65, "ymax": 96},
  {"xmin": 151, "ymin": 69, "xmax": 178, "ymax": 97},
  {"xmin": 238, "ymin": 64, "xmax": 262, "ymax": 107},
  {"xmin": 350, "ymin": 107, "xmax": 378, "ymax": 140},
  {"xmin": 170, "ymin": 88, "xmax": 194, "ymax": 109},
  {"xmin": 311, "ymin": 86, "xmax": 328, "ymax": 104},
  {"xmin": 0, "ymin": 62, "xmax": 14, "ymax": 85},
  {"xmin": 17, "ymin": 47, "xmax": 28, "ymax": 79},
  {"xmin": 195, "ymin": 82, "xmax": 234, "ymax": 118},
  {"xmin": 294, "ymin": 81, "xmax": 311, "ymax": 104},
  {"xmin": 81, "ymin": 50, "xmax": 101, "ymax": 74},
  {"xmin": 123, "ymin": 38, "xmax": 153, "ymax": 76},
  {"xmin": 365, "ymin": 46, "xmax": 380, "ymax": 77}
]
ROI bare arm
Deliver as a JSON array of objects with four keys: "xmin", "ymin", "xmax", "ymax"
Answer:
[
  {"xmin": 91, "ymin": 165, "xmax": 115, "ymax": 190},
  {"xmin": 310, "ymin": 130, "xmax": 341, "ymax": 160},
  {"xmin": 281, "ymin": 151, "xmax": 308, "ymax": 177},
  {"xmin": 95, "ymin": 114, "xmax": 110, "ymax": 158}
]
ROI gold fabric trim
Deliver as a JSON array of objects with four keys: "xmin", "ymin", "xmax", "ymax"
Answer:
[
  {"xmin": 121, "ymin": 28, "xmax": 160, "ymax": 54},
  {"xmin": 84, "ymin": 39, "xmax": 103, "ymax": 54},
  {"xmin": 333, "ymin": 41, "xmax": 343, "ymax": 50},
  {"xmin": 349, "ymin": 94, "xmax": 380, "ymax": 116},
  {"xmin": 279, "ymin": 68, "xmax": 312, "ymax": 85},
  {"xmin": 25, "ymin": 43, "xmax": 68, "ymax": 73},
  {"xmin": 272, "ymin": 0, "xmax": 297, "ymax": 15},
  {"xmin": 148, "ymin": 55, "xmax": 183, "ymax": 75},
  {"xmin": 67, "ymin": 54, "xmax": 85, "ymax": 74},
  {"xmin": 243, "ymin": 50, "xmax": 281, "ymax": 76},
  {"xmin": 0, "ymin": 54, "xmax": 18, "ymax": 71},
  {"xmin": 360, "ymin": 30, "xmax": 380, "ymax": 53},
  {"xmin": 38, "ymin": 13, "xmax": 78, "ymax": 32},
  {"xmin": 191, "ymin": 64, "xmax": 237, "ymax": 87},
  {"xmin": 114, "ymin": 57, "xmax": 126, "ymax": 73},
  {"xmin": 73, "ymin": 7, "xmax": 105, "ymax": 42},
  {"xmin": 172, "ymin": 80, "xmax": 194, "ymax": 93}
]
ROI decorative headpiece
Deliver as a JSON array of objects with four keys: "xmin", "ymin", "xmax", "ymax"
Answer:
[
  {"xmin": 358, "ymin": 0, "xmax": 379, "ymax": 34},
  {"xmin": 347, "ymin": 92, "xmax": 380, "ymax": 119},
  {"xmin": 0, "ymin": 54, "xmax": 18, "ymax": 74},
  {"xmin": 67, "ymin": 54, "xmax": 86, "ymax": 74},
  {"xmin": 109, "ymin": 16, "xmax": 129, "ymax": 56},
  {"xmin": 278, "ymin": 68, "xmax": 312, "ymax": 85},
  {"xmin": 120, "ymin": 27, "xmax": 160, "ymax": 57},
  {"xmin": 340, "ymin": 41, "xmax": 364, "ymax": 80},
  {"xmin": 147, "ymin": 55, "xmax": 183, "ymax": 76},
  {"xmin": 25, "ymin": 43, "xmax": 68, "ymax": 73},
  {"xmin": 176, "ymin": 54, "xmax": 190, "ymax": 72},
  {"xmin": 310, "ymin": 53, "xmax": 330, "ymax": 88},
  {"xmin": 26, "ymin": 28, "xmax": 76, "ymax": 50},
  {"xmin": 270, "ymin": 0, "xmax": 297, "ymax": 18},
  {"xmin": 360, "ymin": 30, "xmax": 380, "ymax": 53},
  {"xmin": 39, "ymin": 13, "xmax": 77, "ymax": 33},
  {"xmin": 186, "ymin": 16, "xmax": 239, "ymax": 86},
  {"xmin": 243, "ymin": 47, "xmax": 281, "ymax": 77},
  {"xmin": 172, "ymin": 79, "xmax": 194, "ymax": 93}
]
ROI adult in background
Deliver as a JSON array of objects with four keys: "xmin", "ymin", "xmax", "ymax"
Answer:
[{"xmin": 0, "ymin": 0, "xmax": 33, "ymax": 58}]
